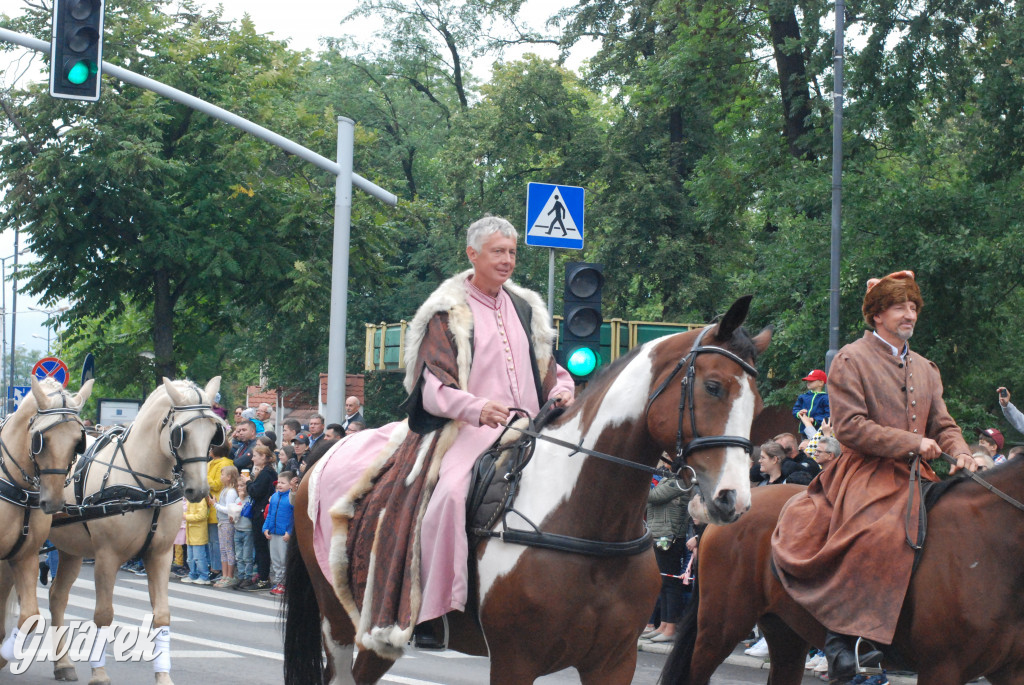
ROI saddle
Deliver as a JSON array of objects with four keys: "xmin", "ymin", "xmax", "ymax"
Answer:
[{"xmin": 466, "ymin": 402, "xmax": 563, "ymax": 544}]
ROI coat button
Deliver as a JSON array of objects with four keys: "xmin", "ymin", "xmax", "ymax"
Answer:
[{"xmin": 912, "ymin": 401, "xmax": 917, "ymax": 407}]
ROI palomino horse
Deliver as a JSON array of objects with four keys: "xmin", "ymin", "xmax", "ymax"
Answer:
[
  {"xmin": 284, "ymin": 296, "xmax": 772, "ymax": 685},
  {"xmin": 661, "ymin": 460, "xmax": 1024, "ymax": 685},
  {"xmin": 0, "ymin": 377, "xmax": 92, "ymax": 670},
  {"xmin": 40, "ymin": 377, "xmax": 224, "ymax": 685}
]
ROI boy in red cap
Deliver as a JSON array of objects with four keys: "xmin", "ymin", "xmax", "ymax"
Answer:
[
  {"xmin": 792, "ymin": 368, "xmax": 830, "ymax": 435},
  {"xmin": 977, "ymin": 427, "xmax": 1006, "ymax": 464}
]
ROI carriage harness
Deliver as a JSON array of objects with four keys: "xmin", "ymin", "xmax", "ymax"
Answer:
[
  {"xmin": 467, "ymin": 325, "xmax": 759, "ymax": 557},
  {"xmin": 0, "ymin": 391, "xmax": 86, "ymax": 560},
  {"xmin": 50, "ymin": 398, "xmax": 227, "ymax": 560}
]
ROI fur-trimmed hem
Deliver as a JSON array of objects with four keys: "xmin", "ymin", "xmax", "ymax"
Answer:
[{"xmin": 328, "ymin": 422, "xmax": 411, "ymax": 627}]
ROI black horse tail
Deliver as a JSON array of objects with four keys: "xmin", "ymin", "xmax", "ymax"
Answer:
[
  {"xmin": 282, "ymin": 534, "xmax": 325, "ymax": 685},
  {"xmin": 658, "ymin": 575, "xmax": 700, "ymax": 685}
]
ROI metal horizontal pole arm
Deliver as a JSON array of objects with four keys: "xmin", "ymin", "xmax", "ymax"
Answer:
[{"xmin": 0, "ymin": 27, "xmax": 398, "ymax": 206}]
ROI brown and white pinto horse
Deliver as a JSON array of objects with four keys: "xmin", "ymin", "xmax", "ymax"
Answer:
[
  {"xmin": 661, "ymin": 462, "xmax": 1024, "ymax": 685},
  {"xmin": 284, "ymin": 296, "xmax": 772, "ymax": 685},
  {"xmin": 0, "ymin": 378, "xmax": 91, "ymax": 672}
]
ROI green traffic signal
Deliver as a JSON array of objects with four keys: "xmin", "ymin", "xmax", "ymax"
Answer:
[
  {"xmin": 67, "ymin": 60, "xmax": 90, "ymax": 84},
  {"xmin": 566, "ymin": 347, "xmax": 599, "ymax": 377}
]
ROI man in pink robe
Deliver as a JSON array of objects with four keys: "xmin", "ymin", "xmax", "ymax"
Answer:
[{"xmin": 318, "ymin": 215, "xmax": 574, "ymax": 655}]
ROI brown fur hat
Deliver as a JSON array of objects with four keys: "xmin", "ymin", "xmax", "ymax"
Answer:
[{"xmin": 862, "ymin": 270, "xmax": 923, "ymax": 328}]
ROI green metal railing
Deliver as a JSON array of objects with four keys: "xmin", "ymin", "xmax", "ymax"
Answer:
[{"xmin": 364, "ymin": 318, "xmax": 704, "ymax": 372}]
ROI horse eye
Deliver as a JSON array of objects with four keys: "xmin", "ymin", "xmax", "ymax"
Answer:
[{"xmin": 704, "ymin": 381, "xmax": 722, "ymax": 397}]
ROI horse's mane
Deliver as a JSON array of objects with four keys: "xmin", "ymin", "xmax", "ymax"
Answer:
[{"xmin": 16, "ymin": 377, "xmax": 68, "ymax": 413}]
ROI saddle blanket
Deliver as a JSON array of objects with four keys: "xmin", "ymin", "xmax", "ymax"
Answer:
[{"xmin": 308, "ymin": 421, "xmax": 405, "ymax": 585}]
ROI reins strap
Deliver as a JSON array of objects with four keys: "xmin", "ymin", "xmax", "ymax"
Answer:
[
  {"xmin": 905, "ymin": 455, "xmax": 927, "ymax": 551},
  {"xmin": 1, "ymin": 506, "xmax": 32, "ymax": 561},
  {"xmin": 938, "ymin": 453, "xmax": 1024, "ymax": 512}
]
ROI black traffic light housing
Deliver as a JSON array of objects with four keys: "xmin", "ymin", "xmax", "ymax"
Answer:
[
  {"xmin": 561, "ymin": 262, "xmax": 604, "ymax": 382},
  {"xmin": 50, "ymin": 0, "xmax": 104, "ymax": 101}
]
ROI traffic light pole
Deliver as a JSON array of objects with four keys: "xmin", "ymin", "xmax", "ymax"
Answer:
[{"xmin": 0, "ymin": 27, "xmax": 398, "ymax": 423}]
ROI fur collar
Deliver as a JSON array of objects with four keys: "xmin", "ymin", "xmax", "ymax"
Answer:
[{"xmin": 402, "ymin": 269, "xmax": 556, "ymax": 393}]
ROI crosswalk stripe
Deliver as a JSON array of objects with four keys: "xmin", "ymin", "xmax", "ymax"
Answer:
[
  {"xmin": 63, "ymin": 577, "xmax": 276, "ymax": 622},
  {"xmin": 117, "ymin": 575, "xmax": 280, "ymax": 610}
]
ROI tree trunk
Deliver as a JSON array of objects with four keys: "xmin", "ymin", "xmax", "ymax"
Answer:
[
  {"xmin": 152, "ymin": 269, "xmax": 176, "ymax": 382},
  {"xmin": 768, "ymin": 1, "xmax": 813, "ymax": 159}
]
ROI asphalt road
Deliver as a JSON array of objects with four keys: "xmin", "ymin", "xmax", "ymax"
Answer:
[{"xmin": 0, "ymin": 565, "xmax": 837, "ymax": 684}]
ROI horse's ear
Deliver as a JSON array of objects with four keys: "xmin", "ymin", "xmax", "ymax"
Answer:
[
  {"xmin": 75, "ymin": 379, "xmax": 95, "ymax": 407},
  {"xmin": 751, "ymin": 325, "xmax": 774, "ymax": 355},
  {"xmin": 714, "ymin": 295, "xmax": 753, "ymax": 342},
  {"xmin": 30, "ymin": 376, "xmax": 48, "ymax": 410},
  {"xmin": 162, "ymin": 377, "xmax": 185, "ymax": 406},
  {"xmin": 204, "ymin": 376, "xmax": 222, "ymax": 404}
]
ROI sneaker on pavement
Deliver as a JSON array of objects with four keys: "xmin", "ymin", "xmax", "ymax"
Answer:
[
  {"xmin": 180, "ymin": 576, "xmax": 196, "ymax": 584},
  {"xmin": 864, "ymin": 674, "xmax": 889, "ymax": 685},
  {"xmin": 254, "ymin": 580, "xmax": 271, "ymax": 591},
  {"xmin": 234, "ymin": 579, "xmax": 253, "ymax": 591},
  {"xmin": 194, "ymin": 578, "xmax": 212, "ymax": 586},
  {"xmin": 270, "ymin": 584, "xmax": 285, "ymax": 596},
  {"xmin": 744, "ymin": 637, "xmax": 769, "ymax": 658},
  {"xmin": 806, "ymin": 653, "xmax": 826, "ymax": 671}
]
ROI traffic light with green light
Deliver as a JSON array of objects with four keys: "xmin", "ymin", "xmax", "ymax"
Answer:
[
  {"xmin": 561, "ymin": 262, "xmax": 604, "ymax": 382},
  {"xmin": 50, "ymin": 0, "xmax": 104, "ymax": 101}
]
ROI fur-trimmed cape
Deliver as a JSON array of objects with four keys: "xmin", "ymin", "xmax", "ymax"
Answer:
[{"xmin": 327, "ymin": 269, "xmax": 559, "ymax": 658}]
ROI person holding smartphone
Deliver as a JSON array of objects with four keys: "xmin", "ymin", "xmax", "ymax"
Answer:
[{"xmin": 997, "ymin": 386, "xmax": 1024, "ymax": 437}]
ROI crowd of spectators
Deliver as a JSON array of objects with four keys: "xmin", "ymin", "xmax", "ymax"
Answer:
[{"xmin": 157, "ymin": 396, "xmax": 367, "ymax": 594}]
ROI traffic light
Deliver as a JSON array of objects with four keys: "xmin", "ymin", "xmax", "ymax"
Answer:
[
  {"xmin": 50, "ymin": 0, "xmax": 105, "ymax": 101},
  {"xmin": 561, "ymin": 262, "xmax": 603, "ymax": 382}
]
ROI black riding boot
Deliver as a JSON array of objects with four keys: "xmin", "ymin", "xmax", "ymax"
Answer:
[
  {"xmin": 823, "ymin": 631, "xmax": 883, "ymax": 683},
  {"xmin": 412, "ymin": 621, "xmax": 444, "ymax": 650},
  {"xmin": 824, "ymin": 631, "xmax": 858, "ymax": 682}
]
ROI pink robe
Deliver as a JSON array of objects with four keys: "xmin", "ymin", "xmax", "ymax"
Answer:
[
  {"xmin": 312, "ymin": 281, "xmax": 573, "ymax": 623},
  {"xmin": 418, "ymin": 284, "xmax": 573, "ymax": 621}
]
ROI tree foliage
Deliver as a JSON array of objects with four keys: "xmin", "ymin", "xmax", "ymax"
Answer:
[{"xmin": 2, "ymin": 0, "xmax": 1024, "ymax": 439}]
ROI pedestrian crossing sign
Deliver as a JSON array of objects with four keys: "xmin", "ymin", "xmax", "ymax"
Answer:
[{"xmin": 525, "ymin": 182, "xmax": 585, "ymax": 249}]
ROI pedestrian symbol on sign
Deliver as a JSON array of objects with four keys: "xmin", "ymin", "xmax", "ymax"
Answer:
[{"xmin": 525, "ymin": 182, "xmax": 585, "ymax": 249}]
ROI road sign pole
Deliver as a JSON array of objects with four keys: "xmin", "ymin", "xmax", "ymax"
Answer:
[{"xmin": 548, "ymin": 248, "xmax": 555, "ymax": 326}]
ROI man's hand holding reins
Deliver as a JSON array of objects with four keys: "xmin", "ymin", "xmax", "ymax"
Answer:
[
  {"xmin": 922, "ymin": 437, "xmax": 976, "ymax": 474},
  {"xmin": 480, "ymin": 401, "xmax": 511, "ymax": 428}
]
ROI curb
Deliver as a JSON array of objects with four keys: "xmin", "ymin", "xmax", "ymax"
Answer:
[{"xmin": 637, "ymin": 641, "xmax": 918, "ymax": 684}]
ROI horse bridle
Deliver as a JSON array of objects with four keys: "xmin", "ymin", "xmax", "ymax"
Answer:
[
  {"xmin": 160, "ymin": 400, "xmax": 227, "ymax": 473},
  {"xmin": 646, "ymin": 325, "xmax": 760, "ymax": 470},
  {"xmin": 0, "ymin": 391, "xmax": 86, "ymax": 489},
  {"xmin": 501, "ymin": 325, "xmax": 760, "ymax": 484}
]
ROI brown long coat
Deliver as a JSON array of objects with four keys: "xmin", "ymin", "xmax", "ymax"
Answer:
[{"xmin": 772, "ymin": 332, "xmax": 969, "ymax": 643}]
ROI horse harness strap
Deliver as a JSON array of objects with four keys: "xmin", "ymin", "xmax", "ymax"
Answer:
[
  {"xmin": 469, "ymin": 405, "xmax": 654, "ymax": 557},
  {"xmin": 906, "ymin": 453, "xmax": 1024, "ymax": 554}
]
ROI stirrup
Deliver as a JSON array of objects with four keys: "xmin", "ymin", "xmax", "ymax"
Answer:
[{"xmin": 853, "ymin": 637, "xmax": 883, "ymax": 673}]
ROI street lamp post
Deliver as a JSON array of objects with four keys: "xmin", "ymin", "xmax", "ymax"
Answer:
[
  {"xmin": 0, "ymin": 246, "xmax": 29, "ymax": 417},
  {"xmin": 28, "ymin": 305, "xmax": 69, "ymax": 359}
]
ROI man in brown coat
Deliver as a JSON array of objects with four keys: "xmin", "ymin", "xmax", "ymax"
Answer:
[{"xmin": 772, "ymin": 270, "xmax": 975, "ymax": 684}]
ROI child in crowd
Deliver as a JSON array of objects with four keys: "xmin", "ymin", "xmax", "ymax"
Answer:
[
  {"xmin": 792, "ymin": 369, "xmax": 830, "ymax": 437},
  {"xmin": 171, "ymin": 500, "xmax": 188, "ymax": 577},
  {"xmin": 206, "ymin": 444, "xmax": 234, "ymax": 582},
  {"xmin": 263, "ymin": 471, "xmax": 295, "ymax": 596},
  {"xmin": 183, "ymin": 496, "xmax": 211, "ymax": 585},
  {"xmin": 231, "ymin": 478, "xmax": 255, "ymax": 587},
  {"xmin": 212, "ymin": 464, "xmax": 241, "ymax": 588}
]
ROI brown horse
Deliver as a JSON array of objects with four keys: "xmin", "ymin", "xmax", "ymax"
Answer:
[
  {"xmin": 0, "ymin": 377, "xmax": 91, "ymax": 672},
  {"xmin": 661, "ymin": 460, "xmax": 1024, "ymax": 685},
  {"xmin": 284, "ymin": 295, "xmax": 772, "ymax": 685}
]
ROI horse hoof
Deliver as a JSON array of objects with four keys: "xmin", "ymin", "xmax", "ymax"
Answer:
[
  {"xmin": 154, "ymin": 673, "xmax": 174, "ymax": 685},
  {"xmin": 54, "ymin": 666, "xmax": 79, "ymax": 681},
  {"xmin": 87, "ymin": 671, "xmax": 110, "ymax": 685}
]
